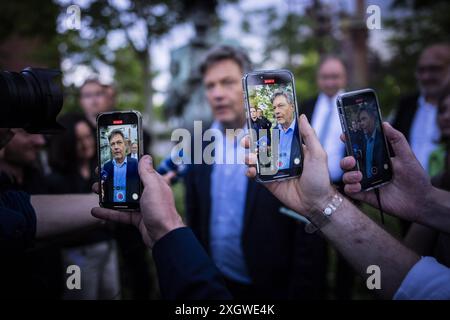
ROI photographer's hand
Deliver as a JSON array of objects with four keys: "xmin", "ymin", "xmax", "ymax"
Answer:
[
  {"xmin": 91, "ymin": 155, "xmax": 185, "ymax": 248},
  {"xmin": 340, "ymin": 122, "xmax": 450, "ymax": 233},
  {"xmin": 243, "ymin": 114, "xmax": 419, "ymax": 299},
  {"xmin": 243, "ymin": 114, "xmax": 335, "ymax": 217}
]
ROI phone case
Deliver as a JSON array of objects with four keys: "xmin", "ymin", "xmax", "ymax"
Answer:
[
  {"xmin": 96, "ymin": 110, "xmax": 143, "ymax": 211},
  {"xmin": 336, "ymin": 89, "xmax": 393, "ymax": 192},
  {"xmin": 242, "ymin": 69, "xmax": 303, "ymax": 183}
]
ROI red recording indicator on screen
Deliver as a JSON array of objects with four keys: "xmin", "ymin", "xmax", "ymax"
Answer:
[
  {"xmin": 264, "ymin": 79, "xmax": 275, "ymax": 84},
  {"xmin": 113, "ymin": 120, "xmax": 123, "ymax": 124}
]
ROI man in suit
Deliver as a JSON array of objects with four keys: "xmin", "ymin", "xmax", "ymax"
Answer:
[
  {"xmin": 302, "ymin": 56, "xmax": 347, "ymax": 184},
  {"xmin": 257, "ymin": 108, "xmax": 272, "ymax": 146},
  {"xmin": 102, "ymin": 130, "xmax": 139, "ymax": 203},
  {"xmin": 250, "ymin": 106, "xmax": 270, "ymax": 149},
  {"xmin": 184, "ymin": 45, "xmax": 327, "ymax": 299},
  {"xmin": 391, "ymin": 43, "xmax": 450, "ymax": 171},
  {"xmin": 357, "ymin": 106, "xmax": 385, "ymax": 179},
  {"xmin": 271, "ymin": 90, "xmax": 301, "ymax": 170}
]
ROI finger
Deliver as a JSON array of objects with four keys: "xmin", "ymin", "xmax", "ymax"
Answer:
[
  {"xmin": 162, "ymin": 171, "xmax": 177, "ymax": 185},
  {"xmin": 91, "ymin": 207, "xmax": 134, "ymax": 225},
  {"xmin": 340, "ymin": 156, "xmax": 356, "ymax": 171},
  {"xmin": 244, "ymin": 153, "xmax": 257, "ymax": 166},
  {"xmin": 92, "ymin": 182, "xmax": 99, "ymax": 194},
  {"xmin": 246, "ymin": 167, "xmax": 257, "ymax": 178},
  {"xmin": 342, "ymin": 171, "xmax": 363, "ymax": 184},
  {"xmin": 344, "ymin": 183, "xmax": 363, "ymax": 195},
  {"xmin": 340, "ymin": 133, "xmax": 346, "ymax": 143},
  {"xmin": 298, "ymin": 114, "xmax": 324, "ymax": 157},
  {"xmin": 138, "ymin": 154, "xmax": 158, "ymax": 187},
  {"xmin": 383, "ymin": 122, "xmax": 414, "ymax": 159},
  {"xmin": 241, "ymin": 135, "xmax": 251, "ymax": 149}
]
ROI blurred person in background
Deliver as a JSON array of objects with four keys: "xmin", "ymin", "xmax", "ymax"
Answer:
[
  {"xmin": 392, "ymin": 43, "xmax": 450, "ymax": 171},
  {"xmin": 404, "ymin": 86, "xmax": 450, "ymax": 268},
  {"xmin": 46, "ymin": 113, "xmax": 121, "ymax": 299},
  {"xmin": 182, "ymin": 45, "xmax": 327, "ymax": 299},
  {"xmin": 391, "ymin": 43, "xmax": 450, "ymax": 235},
  {"xmin": 0, "ymin": 129, "xmax": 63, "ymax": 298}
]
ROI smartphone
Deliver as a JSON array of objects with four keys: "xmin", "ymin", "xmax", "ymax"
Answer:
[
  {"xmin": 97, "ymin": 111, "xmax": 143, "ymax": 210},
  {"xmin": 242, "ymin": 69, "xmax": 303, "ymax": 182},
  {"xmin": 337, "ymin": 89, "xmax": 392, "ymax": 191}
]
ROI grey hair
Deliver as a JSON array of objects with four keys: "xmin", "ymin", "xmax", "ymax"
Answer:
[
  {"xmin": 108, "ymin": 129, "xmax": 125, "ymax": 142},
  {"xmin": 271, "ymin": 89, "xmax": 294, "ymax": 105}
]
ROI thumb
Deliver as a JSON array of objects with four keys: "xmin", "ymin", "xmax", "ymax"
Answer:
[
  {"xmin": 383, "ymin": 122, "xmax": 414, "ymax": 160},
  {"xmin": 298, "ymin": 114, "xmax": 324, "ymax": 158},
  {"xmin": 138, "ymin": 155, "xmax": 158, "ymax": 187}
]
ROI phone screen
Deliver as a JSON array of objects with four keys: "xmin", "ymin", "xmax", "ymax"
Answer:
[
  {"xmin": 244, "ymin": 70, "xmax": 302, "ymax": 182},
  {"xmin": 97, "ymin": 111, "xmax": 142, "ymax": 209},
  {"xmin": 340, "ymin": 90, "xmax": 392, "ymax": 190}
]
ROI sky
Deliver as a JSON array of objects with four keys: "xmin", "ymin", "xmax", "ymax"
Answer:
[{"xmin": 60, "ymin": 0, "xmax": 396, "ymax": 107}]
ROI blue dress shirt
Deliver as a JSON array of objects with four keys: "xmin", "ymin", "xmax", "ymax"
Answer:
[
  {"xmin": 113, "ymin": 157, "xmax": 127, "ymax": 202},
  {"xmin": 209, "ymin": 122, "xmax": 251, "ymax": 284},
  {"xmin": 276, "ymin": 119, "xmax": 296, "ymax": 170}
]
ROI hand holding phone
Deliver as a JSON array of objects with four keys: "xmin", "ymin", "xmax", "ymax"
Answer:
[
  {"xmin": 242, "ymin": 69, "xmax": 303, "ymax": 182},
  {"xmin": 337, "ymin": 89, "xmax": 393, "ymax": 191},
  {"xmin": 96, "ymin": 111, "xmax": 143, "ymax": 210}
]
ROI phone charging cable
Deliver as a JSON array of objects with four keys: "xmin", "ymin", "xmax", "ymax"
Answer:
[{"xmin": 374, "ymin": 188, "xmax": 385, "ymax": 224}]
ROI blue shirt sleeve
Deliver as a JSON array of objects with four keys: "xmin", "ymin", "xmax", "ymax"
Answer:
[{"xmin": 394, "ymin": 256, "xmax": 450, "ymax": 300}]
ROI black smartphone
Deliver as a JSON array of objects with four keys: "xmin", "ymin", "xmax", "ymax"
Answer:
[
  {"xmin": 242, "ymin": 69, "xmax": 303, "ymax": 182},
  {"xmin": 337, "ymin": 89, "xmax": 392, "ymax": 191},
  {"xmin": 97, "ymin": 111, "xmax": 143, "ymax": 210}
]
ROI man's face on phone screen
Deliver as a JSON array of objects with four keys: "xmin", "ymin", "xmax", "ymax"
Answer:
[{"xmin": 110, "ymin": 133, "xmax": 126, "ymax": 163}]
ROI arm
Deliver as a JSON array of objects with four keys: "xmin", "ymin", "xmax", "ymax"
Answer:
[
  {"xmin": 319, "ymin": 197, "xmax": 419, "ymax": 299},
  {"xmin": 91, "ymin": 155, "xmax": 232, "ymax": 300},
  {"xmin": 153, "ymin": 227, "xmax": 232, "ymax": 300},
  {"xmin": 243, "ymin": 115, "xmax": 420, "ymax": 299},
  {"xmin": 32, "ymin": 193, "xmax": 102, "ymax": 239}
]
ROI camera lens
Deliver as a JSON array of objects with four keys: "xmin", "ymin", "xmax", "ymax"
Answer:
[{"xmin": 0, "ymin": 67, "xmax": 63, "ymax": 133}]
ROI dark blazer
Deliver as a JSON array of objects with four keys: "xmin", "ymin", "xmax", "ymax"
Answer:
[
  {"xmin": 391, "ymin": 93, "xmax": 420, "ymax": 142},
  {"xmin": 301, "ymin": 96, "xmax": 318, "ymax": 123},
  {"xmin": 152, "ymin": 227, "xmax": 233, "ymax": 300},
  {"xmin": 359, "ymin": 129, "xmax": 385, "ymax": 179},
  {"xmin": 184, "ymin": 140, "xmax": 328, "ymax": 299},
  {"xmin": 102, "ymin": 156, "xmax": 139, "ymax": 202}
]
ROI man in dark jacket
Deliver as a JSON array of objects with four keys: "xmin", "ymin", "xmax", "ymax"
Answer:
[{"xmin": 183, "ymin": 45, "xmax": 327, "ymax": 299}]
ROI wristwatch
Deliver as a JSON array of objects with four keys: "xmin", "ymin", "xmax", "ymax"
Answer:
[{"xmin": 305, "ymin": 193, "xmax": 343, "ymax": 234}]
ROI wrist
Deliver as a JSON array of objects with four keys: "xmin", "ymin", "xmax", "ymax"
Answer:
[
  {"xmin": 417, "ymin": 186, "xmax": 444, "ymax": 225},
  {"xmin": 304, "ymin": 190, "xmax": 344, "ymax": 233},
  {"xmin": 150, "ymin": 210, "xmax": 185, "ymax": 244},
  {"xmin": 304, "ymin": 187, "xmax": 337, "ymax": 219}
]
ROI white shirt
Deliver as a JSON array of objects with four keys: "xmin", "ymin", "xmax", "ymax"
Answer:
[
  {"xmin": 394, "ymin": 256, "xmax": 450, "ymax": 300},
  {"xmin": 409, "ymin": 96, "xmax": 440, "ymax": 171},
  {"xmin": 311, "ymin": 92, "xmax": 345, "ymax": 182}
]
